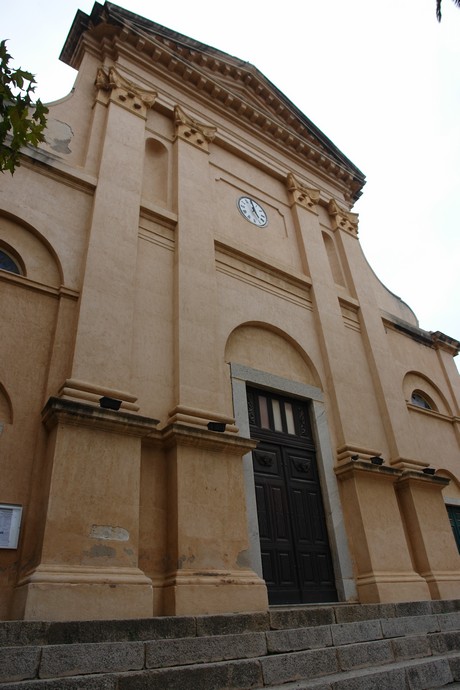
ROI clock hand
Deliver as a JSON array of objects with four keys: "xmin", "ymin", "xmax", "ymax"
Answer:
[{"xmin": 250, "ymin": 200, "xmax": 260, "ymax": 219}]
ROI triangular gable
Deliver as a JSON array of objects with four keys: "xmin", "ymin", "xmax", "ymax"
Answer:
[{"xmin": 61, "ymin": 1, "xmax": 365, "ymax": 201}]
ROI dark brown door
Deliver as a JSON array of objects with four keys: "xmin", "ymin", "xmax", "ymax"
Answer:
[{"xmin": 247, "ymin": 387, "xmax": 337, "ymax": 604}]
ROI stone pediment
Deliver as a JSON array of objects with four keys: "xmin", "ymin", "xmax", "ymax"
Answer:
[{"xmin": 61, "ymin": 1, "xmax": 365, "ymax": 201}]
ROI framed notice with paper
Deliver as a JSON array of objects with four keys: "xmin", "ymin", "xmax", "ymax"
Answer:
[{"xmin": 0, "ymin": 504, "xmax": 23, "ymax": 549}]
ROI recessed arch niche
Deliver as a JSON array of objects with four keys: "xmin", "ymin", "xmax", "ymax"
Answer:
[
  {"xmin": 225, "ymin": 322, "xmax": 321, "ymax": 390},
  {"xmin": 322, "ymin": 231, "xmax": 346, "ymax": 288},
  {"xmin": 142, "ymin": 137, "xmax": 169, "ymax": 206}
]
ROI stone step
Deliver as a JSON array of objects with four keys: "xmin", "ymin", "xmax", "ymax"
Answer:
[
  {"xmin": 1, "ymin": 628, "xmax": 459, "ymax": 687},
  {"xmin": 264, "ymin": 652, "xmax": 460, "ymax": 689},
  {"xmin": 1, "ymin": 600, "xmax": 459, "ymax": 648},
  {"xmin": 2, "ymin": 613, "xmax": 459, "ymax": 682},
  {"xmin": 0, "ymin": 601, "xmax": 459, "ymax": 689},
  {"xmin": 1, "ymin": 651, "xmax": 460, "ymax": 690},
  {"xmin": 0, "ymin": 612, "xmax": 460, "ymax": 682}
]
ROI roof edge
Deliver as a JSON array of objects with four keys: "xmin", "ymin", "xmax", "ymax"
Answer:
[{"xmin": 59, "ymin": 2, "xmax": 365, "ymax": 199}]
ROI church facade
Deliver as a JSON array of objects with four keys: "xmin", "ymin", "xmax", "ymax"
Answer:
[{"xmin": 1, "ymin": 2, "xmax": 459, "ymax": 621}]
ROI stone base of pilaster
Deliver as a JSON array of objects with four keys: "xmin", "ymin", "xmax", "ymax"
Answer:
[
  {"xmin": 356, "ymin": 571, "xmax": 431, "ymax": 604},
  {"xmin": 162, "ymin": 569, "xmax": 268, "ymax": 616},
  {"xmin": 12, "ymin": 565, "xmax": 153, "ymax": 621},
  {"xmin": 422, "ymin": 571, "xmax": 460, "ymax": 600}
]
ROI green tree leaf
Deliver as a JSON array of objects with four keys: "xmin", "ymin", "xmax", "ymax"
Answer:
[{"xmin": 0, "ymin": 39, "xmax": 49, "ymax": 174}]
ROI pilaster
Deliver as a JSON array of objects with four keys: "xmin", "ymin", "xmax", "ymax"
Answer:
[
  {"xmin": 63, "ymin": 67, "xmax": 157, "ymax": 410},
  {"xmin": 431, "ymin": 332, "xmax": 460, "ymax": 445},
  {"xmin": 335, "ymin": 459, "xmax": 431, "ymax": 603},
  {"xmin": 286, "ymin": 174, "xmax": 359, "ymax": 450},
  {"xmin": 396, "ymin": 470, "xmax": 460, "ymax": 599},
  {"xmin": 12, "ymin": 398, "xmax": 159, "ymax": 621},
  {"xmin": 327, "ymin": 200, "xmax": 425, "ymax": 469},
  {"xmin": 168, "ymin": 106, "xmax": 235, "ymax": 430},
  {"xmin": 161, "ymin": 424, "xmax": 268, "ymax": 615}
]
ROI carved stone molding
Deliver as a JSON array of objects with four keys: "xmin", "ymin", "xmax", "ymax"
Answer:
[
  {"xmin": 336, "ymin": 443, "xmax": 384, "ymax": 465},
  {"xmin": 174, "ymin": 105, "xmax": 217, "ymax": 151},
  {"xmin": 335, "ymin": 458, "xmax": 403, "ymax": 482},
  {"xmin": 63, "ymin": 5, "xmax": 365, "ymax": 201},
  {"xmin": 58, "ymin": 377, "xmax": 140, "ymax": 412},
  {"xmin": 431, "ymin": 330, "xmax": 460, "ymax": 356},
  {"xmin": 165, "ymin": 403, "xmax": 237, "ymax": 433},
  {"xmin": 95, "ymin": 67, "xmax": 157, "ymax": 117},
  {"xmin": 328, "ymin": 199, "xmax": 359, "ymax": 237},
  {"xmin": 42, "ymin": 397, "xmax": 159, "ymax": 437},
  {"xmin": 286, "ymin": 173, "xmax": 320, "ymax": 211}
]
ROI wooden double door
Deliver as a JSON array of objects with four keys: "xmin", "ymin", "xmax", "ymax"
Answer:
[{"xmin": 247, "ymin": 387, "xmax": 337, "ymax": 605}]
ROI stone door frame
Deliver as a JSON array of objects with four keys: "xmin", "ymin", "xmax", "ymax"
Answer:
[{"xmin": 229, "ymin": 362, "xmax": 357, "ymax": 602}]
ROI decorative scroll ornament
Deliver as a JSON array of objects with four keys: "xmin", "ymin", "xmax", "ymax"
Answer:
[
  {"xmin": 286, "ymin": 173, "xmax": 320, "ymax": 211},
  {"xmin": 174, "ymin": 105, "xmax": 217, "ymax": 151},
  {"xmin": 256, "ymin": 453, "xmax": 274, "ymax": 468},
  {"xmin": 293, "ymin": 459, "xmax": 311, "ymax": 475},
  {"xmin": 95, "ymin": 67, "xmax": 157, "ymax": 117},
  {"xmin": 328, "ymin": 199, "xmax": 359, "ymax": 237}
]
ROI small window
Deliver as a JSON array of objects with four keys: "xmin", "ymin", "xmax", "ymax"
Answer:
[
  {"xmin": 410, "ymin": 391, "xmax": 433, "ymax": 410},
  {"xmin": 247, "ymin": 387, "xmax": 313, "ymax": 439},
  {"xmin": 0, "ymin": 249, "xmax": 22, "ymax": 275}
]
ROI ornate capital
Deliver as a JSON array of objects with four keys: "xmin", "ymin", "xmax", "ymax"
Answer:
[
  {"xmin": 174, "ymin": 106, "xmax": 217, "ymax": 151},
  {"xmin": 286, "ymin": 173, "xmax": 320, "ymax": 211},
  {"xmin": 95, "ymin": 67, "xmax": 157, "ymax": 117},
  {"xmin": 328, "ymin": 199, "xmax": 359, "ymax": 237}
]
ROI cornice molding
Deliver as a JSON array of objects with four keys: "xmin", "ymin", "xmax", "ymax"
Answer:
[
  {"xmin": 146, "ymin": 38, "xmax": 362, "ymax": 199},
  {"xmin": 42, "ymin": 396, "xmax": 158, "ymax": 436},
  {"xmin": 382, "ymin": 318, "xmax": 459, "ymax": 356},
  {"xmin": 430, "ymin": 330, "xmax": 460, "ymax": 356},
  {"xmin": 62, "ymin": 4, "xmax": 365, "ymax": 203}
]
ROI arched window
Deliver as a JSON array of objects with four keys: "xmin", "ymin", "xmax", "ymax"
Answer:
[
  {"xmin": 404, "ymin": 372, "xmax": 450, "ymax": 416},
  {"xmin": 0, "ymin": 248, "xmax": 22, "ymax": 275},
  {"xmin": 410, "ymin": 390, "xmax": 435, "ymax": 411}
]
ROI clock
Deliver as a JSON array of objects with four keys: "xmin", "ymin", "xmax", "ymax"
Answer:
[{"xmin": 237, "ymin": 196, "xmax": 268, "ymax": 227}]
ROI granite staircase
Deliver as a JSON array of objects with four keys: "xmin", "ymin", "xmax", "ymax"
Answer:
[{"xmin": 1, "ymin": 600, "xmax": 460, "ymax": 690}]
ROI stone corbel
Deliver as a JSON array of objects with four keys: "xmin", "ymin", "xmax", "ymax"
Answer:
[
  {"xmin": 174, "ymin": 105, "xmax": 217, "ymax": 151},
  {"xmin": 95, "ymin": 67, "xmax": 157, "ymax": 118},
  {"xmin": 328, "ymin": 199, "xmax": 359, "ymax": 237},
  {"xmin": 286, "ymin": 173, "xmax": 320, "ymax": 211}
]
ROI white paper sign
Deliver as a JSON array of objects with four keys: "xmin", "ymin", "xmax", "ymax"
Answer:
[{"xmin": 0, "ymin": 505, "xmax": 22, "ymax": 549}]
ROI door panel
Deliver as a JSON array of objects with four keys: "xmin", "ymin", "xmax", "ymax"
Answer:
[{"xmin": 248, "ymin": 387, "xmax": 337, "ymax": 604}]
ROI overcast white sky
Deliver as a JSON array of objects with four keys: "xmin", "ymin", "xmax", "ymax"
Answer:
[{"xmin": 3, "ymin": 0, "xmax": 460, "ymax": 344}]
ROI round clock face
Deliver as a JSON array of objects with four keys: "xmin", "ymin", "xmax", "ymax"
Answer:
[{"xmin": 237, "ymin": 196, "xmax": 268, "ymax": 227}]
